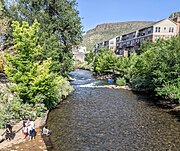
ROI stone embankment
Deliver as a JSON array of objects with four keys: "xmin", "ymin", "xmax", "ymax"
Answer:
[{"xmin": 0, "ymin": 111, "xmax": 49, "ymax": 151}]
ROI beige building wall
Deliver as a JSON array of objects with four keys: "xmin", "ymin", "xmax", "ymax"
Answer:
[
  {"xmin": 72, "ymin": 46, "xmax": 87, "ymax": 63},
  {"xmin": 152, "ymin": 19, "xmax": 177, "ymax": 41},
  {"xmin": 109, "ymin": 37, "xmax": 117, "ymax": 52}
]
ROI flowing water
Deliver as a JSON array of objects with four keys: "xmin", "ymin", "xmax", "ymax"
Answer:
[{"xmin": 47, "ymin": 69, "xmax": 180, "ymax": 151}]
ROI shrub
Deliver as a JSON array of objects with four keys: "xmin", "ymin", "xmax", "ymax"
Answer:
[
  {"xmin": 0, "ymin": 52, "xmax": 6, "ymax": 73},
  {"xmin": 116, "ymin": 77, "xmax": 126, "ymax": 86},
  {"xmin": 0, "ymin": 83, "xmax": 47, "ymax": 128}
]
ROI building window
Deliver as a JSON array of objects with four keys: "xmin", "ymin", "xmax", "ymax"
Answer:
[
  {"xmin": 169, "ymin": 27, "xmax": 174, "ymax": 33},
  {"xmin": 164, "ymin": 27, "xmax": 166, "ymax": 30},
  {"xmin": 140, "ymin": 38, "xmax": 144, "ymax": 43},
  {"xmin": 155, "ymin": 27, "xmax": 160, "ymax": 32},
  {"xmin": 148, "ymin": 28, "xmax": 152, "ymax": 34}
]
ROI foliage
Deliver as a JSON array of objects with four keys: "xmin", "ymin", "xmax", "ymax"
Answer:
[
  {"xmin": 152, "ymin": 38, "xmax": 180, "ymax": 101},
  {"xmin": 130, "ymin": 50, "xmax": 156, "ymax": 91},
  {"xmin": 0, "ymin": 52, "xmax": 6, "ymax": 73},
  {"xmin": 115, "ymin": 53, "xmax": 138, "ymax": 82},
  {"xmin": 137, "ymin": 40, "xmax": 154, "ymax": 54},
  {"xmin": 74, "ymin": 60, "xmax": 92, "ymax": 70},
  {"xmin": 0, "ymin": 82, "xmax": 47, "ymax": 128},
  {"xmin": 91, "ymin": 37, "xmax": 180, "ymax": 102},
  {"xmin": 116, "ymin": 77, "xmax": 126, "ymax": 86},
  {"xmin": 5, "ymin": 20, "xmax": 73, "ymax": 109},
  {"xmin": 85, "ymin": 49, "xmax": 95, "ymax": 64},
  {"xmin": 0, "ymin": 1, "xmax": 9, "ymax": 37},
  {"xmin": 155, "ymin": 79, "xmax": 180, "ymax": 102},
  {"xmin": 2, "ymin": 0, "xmax": 83, "ymax": 75},
  {"xmin": 93, "ymin": 48, "xmax": 117, "ymax": 74},
  {"xmin": 130, "ymin": 37, "xmax": 180, "ymax": 101}
]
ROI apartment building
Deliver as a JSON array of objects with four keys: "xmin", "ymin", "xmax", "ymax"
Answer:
[
  {"xmin": 116, "ymin": 18, "xmax": 179, "ymax": 56},
  {"xmin": 72, "ymin": 46, "xmax": 87, "ymax": 62},
  {"xmin": 93, "ymin": 42, "xmax": 103, "ymax": 53},
  {"xmin": 93, "ymin": 17, "xmax": 180, "ymax": 56},
  {"xmin": 109, "ymin": 37, "xmax": 118, "ymax": 52},
  {"xmin": 94, "ymin": 37, "xmax": 118, "ymax": 53}
]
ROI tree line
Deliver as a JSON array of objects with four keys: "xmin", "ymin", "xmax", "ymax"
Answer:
[{"xmin": 86, "ymin": 37, "xmax": 180, "ymax": 103}]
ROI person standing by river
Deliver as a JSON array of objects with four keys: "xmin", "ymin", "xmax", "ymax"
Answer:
[
  {"xmin": 28, "ymin": 119, "xmax": 35, "ymax": 141},
  {"xmin": 42, "ymin": 125, "xmax": 52, "ymax": 136},
  {"xmin": 5, "ymin": 121, "xmax": 13, "ymax": 141}
]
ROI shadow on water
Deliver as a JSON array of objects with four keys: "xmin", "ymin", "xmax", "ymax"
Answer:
[{"xmin": 132, "ymin": 89, "xmax": 180, "ymax": 123}]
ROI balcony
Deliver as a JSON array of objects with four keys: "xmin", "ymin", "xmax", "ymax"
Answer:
[
  {"xmin": 135, "ymin": 42, "xmax": 140, "ymax": 46},
  {"xmin": 122, "ymin": 44, "xmax": 127, "ymax": 48}
]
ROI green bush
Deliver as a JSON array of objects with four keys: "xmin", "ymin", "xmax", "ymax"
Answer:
[
  {"xmin": 116, "ymin": 77, "xmax": 126, "ymax": 86},
  {"xmin": 130, "ymin": 37, "xmax": 180, "ymax": 101},
  {"xmin": 0, "ymin": 83, "xmax": 47, "ymax": 128},
  {"xmin": 0, "ymin": 52, "xmax": 6, "ymax": 73},
  {"xmin": 93, "ymin": 48, "xmax": 117, "ymax": 74}
]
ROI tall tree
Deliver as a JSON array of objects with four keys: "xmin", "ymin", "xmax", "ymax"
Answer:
[
  {"xmin": 2, "ymin": 0, "xmax": 83, "ymax": 75},
  {"xmin": 5, "ymin": 20, "xmax": 73, "ymax": 109}
]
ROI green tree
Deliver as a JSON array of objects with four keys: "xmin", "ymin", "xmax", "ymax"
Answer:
[
  {"xmin": 130, "ymin": 49, "xmax": 156, "ymax": 91},
  {"xmin": 2, "ymin": 0, "xmax": 83, "ymax": 75},
  {"xmin": 115, "ymin": 53, "xmax": 138, "ymax": 83},
  {"xmin": 131, "ymin": 37, "xmax": 180, "ymax": 102},
  {"xmin": 93, "ymin": 48, "xmax": 117, "ymax": 74},
  {"xmin": 137, "ymin": 40, "xmax": 154, "ymax": 54},
  {"xmin": 5, "ymin": 20, "xmax": 72, "ymax": 109},
  {"xmin": 152, "ymin": 37, "xmax": 180, "ymax": 101},
  {"xmin": 85, "ymin": 49, "xmax": 95, "ymax": 65}
]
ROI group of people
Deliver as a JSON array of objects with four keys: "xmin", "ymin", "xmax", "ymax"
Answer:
[
  {"xmin": 22, "ymin": 119, "xmax": 52, "ymax": 140},
  {"xmin": 3, "ymin": 118, "xmax": 52, "ymax": 142},
  {"xmin": 22, "ymin": 118, "xmax": 36, "ymax": 140}
]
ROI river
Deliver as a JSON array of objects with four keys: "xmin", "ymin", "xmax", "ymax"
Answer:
[{"xmin": 46, "ymin": 69, "xmax": 180, "ymax": 151}]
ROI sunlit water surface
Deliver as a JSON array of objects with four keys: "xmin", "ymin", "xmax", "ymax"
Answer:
[{"xmin": 47, "ymin": 69, "xmax": 180, "ymax": 151}]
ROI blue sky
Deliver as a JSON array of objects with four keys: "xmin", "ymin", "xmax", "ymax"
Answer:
[{"xmin": 76, "ymin": 0, "xmax": 180, "ymax": 32}]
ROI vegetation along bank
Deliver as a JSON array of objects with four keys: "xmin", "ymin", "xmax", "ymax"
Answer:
[
  {"xmin": 0, "ymin": 0, "xmax": 82, "ymax": 128},
  {"xmin": 85, "ymin": 37, "xmax": 180, "ymax": 109}
]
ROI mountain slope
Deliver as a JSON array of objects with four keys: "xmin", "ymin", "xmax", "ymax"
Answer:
[{"xmin": 81, "ymin": 21, "xmax": 154, "ymax": 51}]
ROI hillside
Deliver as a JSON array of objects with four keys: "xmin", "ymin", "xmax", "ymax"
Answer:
[{"xmin": 81, "ymin": 21, "xmax": 154, "ymax": 51}]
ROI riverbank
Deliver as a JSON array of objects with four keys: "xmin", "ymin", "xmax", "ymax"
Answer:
[{"xmin": 0, "ymin": 111, "xmax": 51, "ymax": 151}]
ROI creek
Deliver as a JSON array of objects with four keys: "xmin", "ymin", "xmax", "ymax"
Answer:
[{"xmin": 47, "ymin": 69, "xmax": 180, "ymax": 151}]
